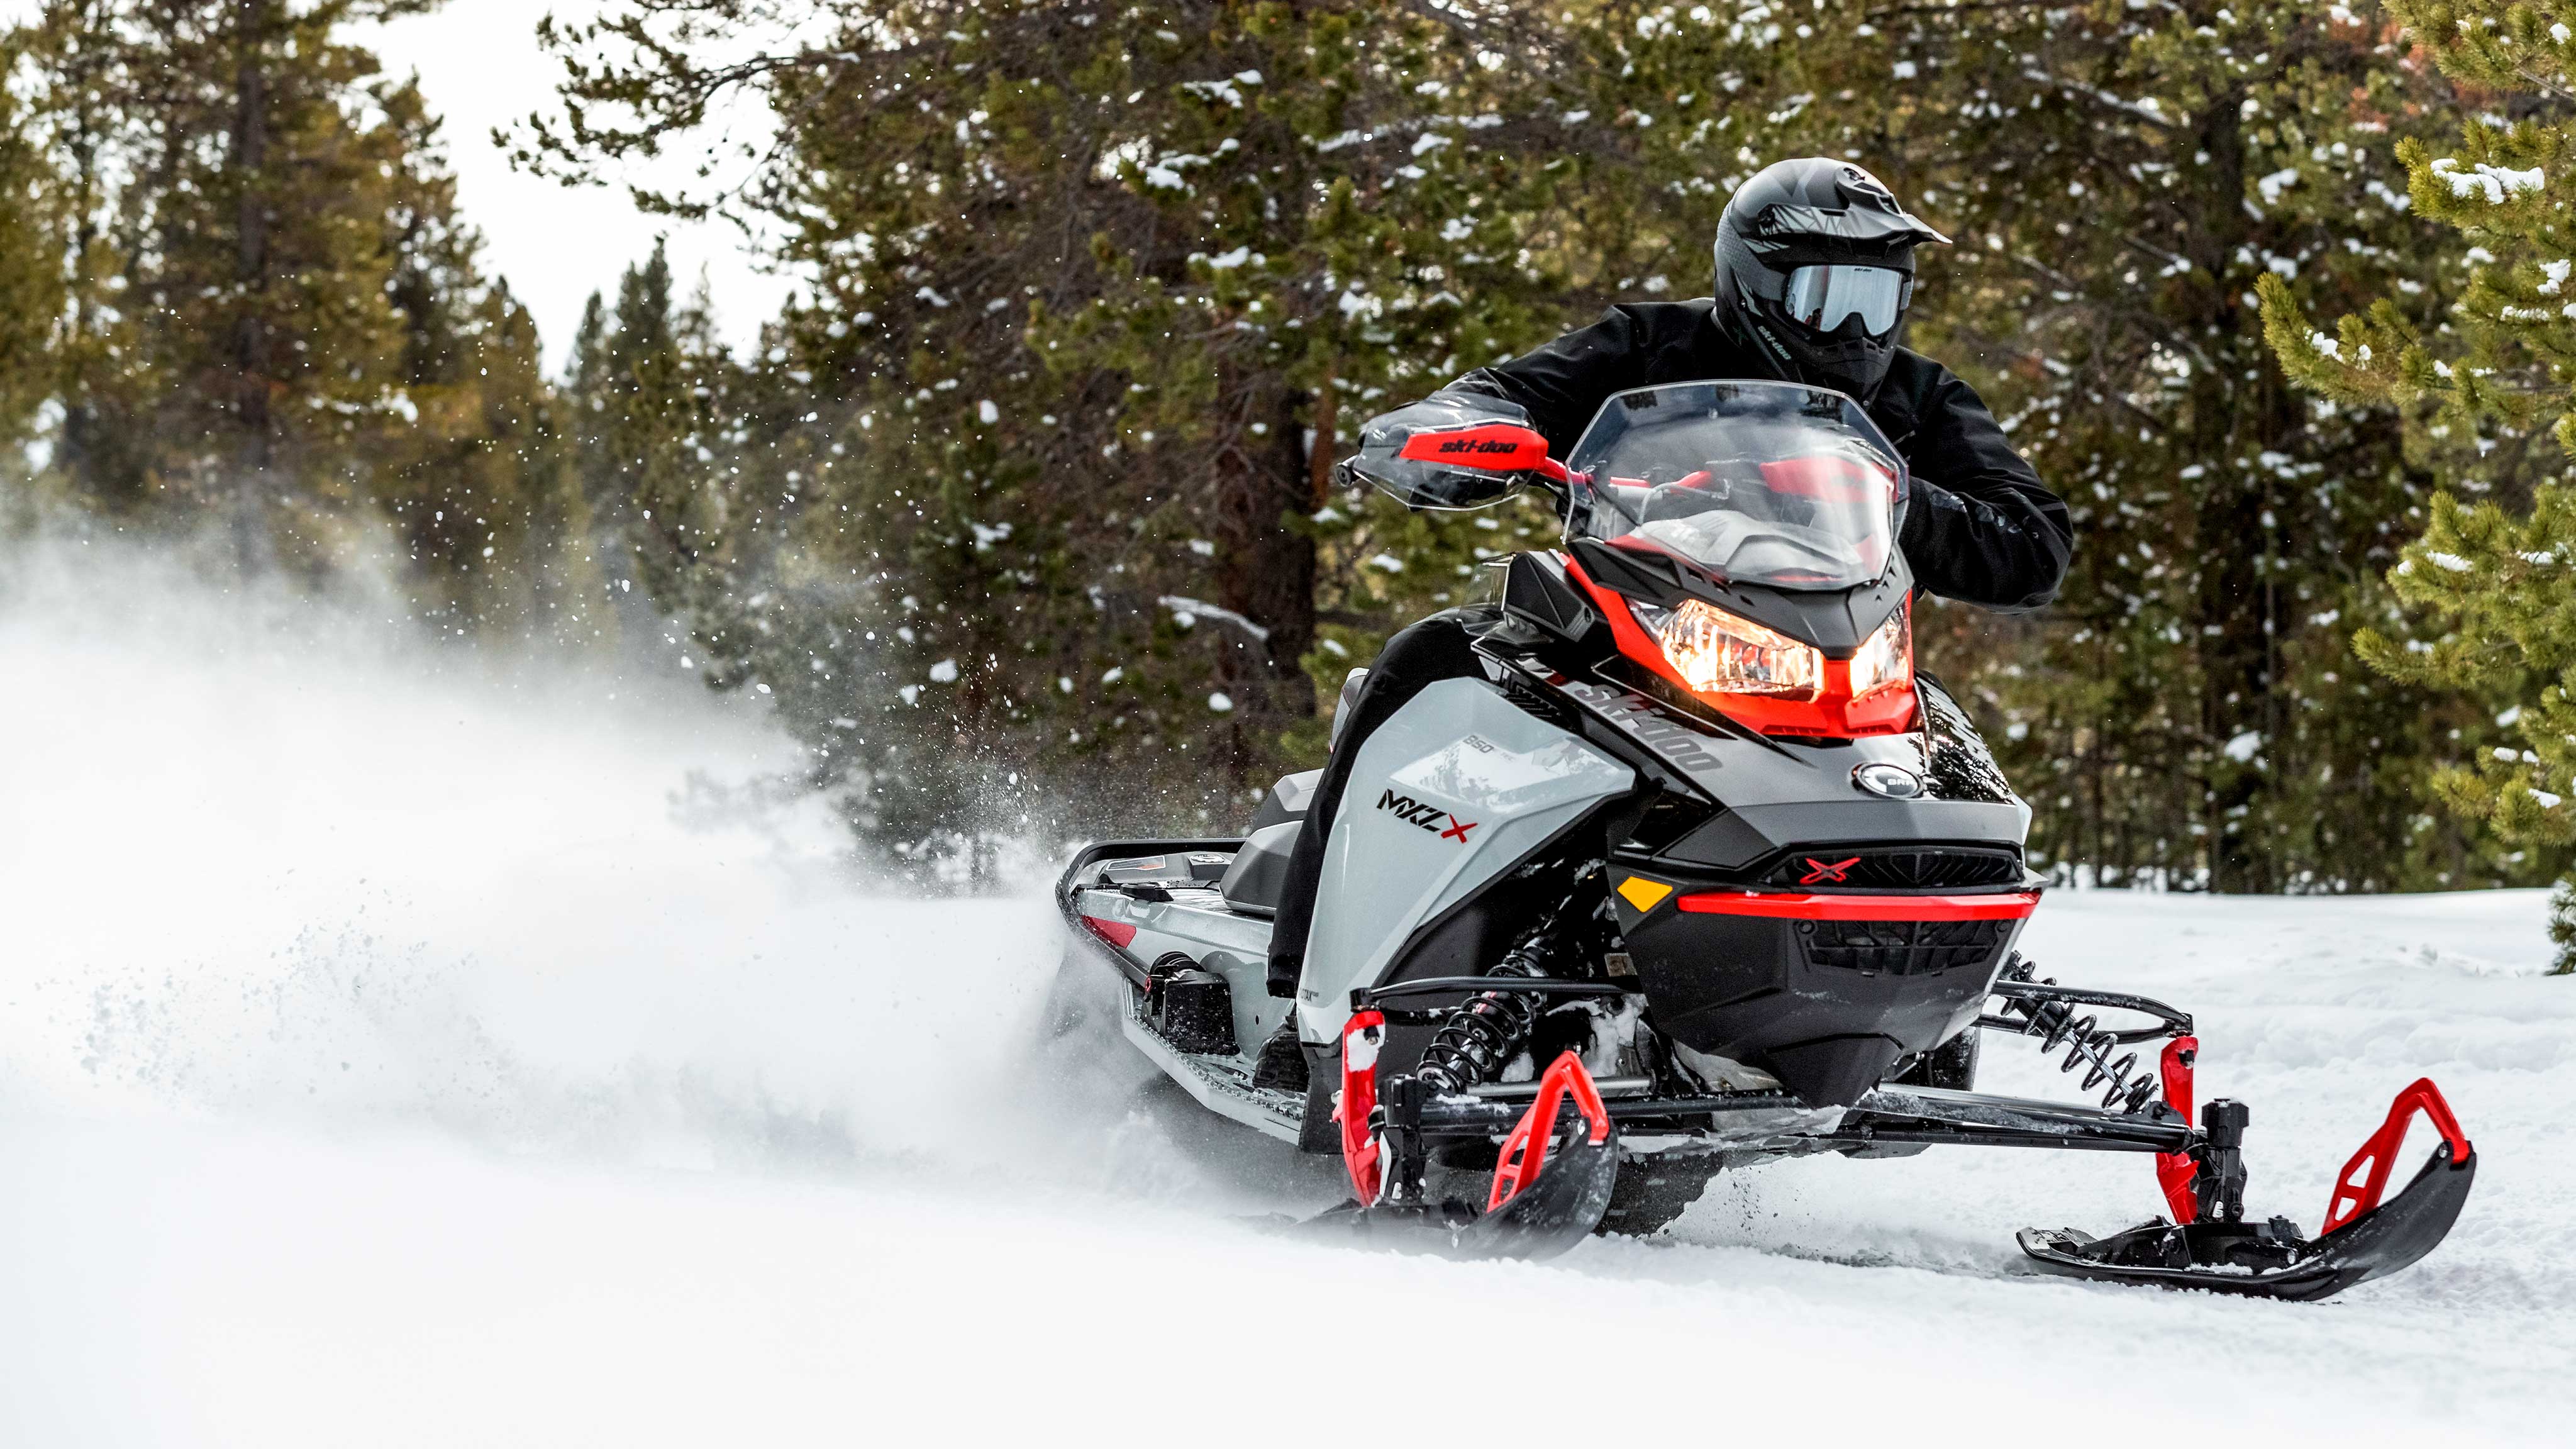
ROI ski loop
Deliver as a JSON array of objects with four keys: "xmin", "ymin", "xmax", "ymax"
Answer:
[
  {"xmin": 2324, "ymin": 1079, "xmax": 2473, "ymax": 1236},
  {"xmin": 1487, "ymin": 1052, "xmax": 1612, "ymax": 1213}
]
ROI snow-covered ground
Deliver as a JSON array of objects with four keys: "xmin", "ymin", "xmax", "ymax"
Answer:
[{"xmin": 4, "ymin": 547, "xmax": 2571, "ymax": 1446}]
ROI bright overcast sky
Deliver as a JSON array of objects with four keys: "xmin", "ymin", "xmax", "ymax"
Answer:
[{"xmin": 365, "ymin": 0, "xmax": 795, "ymax": 367}]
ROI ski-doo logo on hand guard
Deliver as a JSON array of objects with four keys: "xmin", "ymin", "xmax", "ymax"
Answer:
[{"xmin": 1377, "ymin": 789, "xmax": 1479, "ymax": 844}]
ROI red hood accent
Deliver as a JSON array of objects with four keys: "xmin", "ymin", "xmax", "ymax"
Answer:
[{"xmin": 1674, "ymin": 890, "xmax": 2038, "ymax": 921}]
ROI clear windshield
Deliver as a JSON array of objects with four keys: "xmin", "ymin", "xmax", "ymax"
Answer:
[{"xmin": 1563, "ymin": 381, "xmax": 1907, "ymax": 591}]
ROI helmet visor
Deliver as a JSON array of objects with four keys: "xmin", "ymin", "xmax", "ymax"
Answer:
[{"xmin": 1782, "ymin": 264, "xmax": 1909, "ymax": 338}]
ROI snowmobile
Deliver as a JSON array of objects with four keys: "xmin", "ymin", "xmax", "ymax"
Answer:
[{"xmin": 1055, "ymin": 380, "xmax": 2474, "ymax": 1301}]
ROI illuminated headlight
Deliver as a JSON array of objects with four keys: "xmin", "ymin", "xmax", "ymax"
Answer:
[
  {"xmin": 1632, "ymin": 598, "xmax": 1823, "ymax": 699},
  {"xmin": 1848, "ymin": 606, "xmax": 1913, "ymax": 701}
]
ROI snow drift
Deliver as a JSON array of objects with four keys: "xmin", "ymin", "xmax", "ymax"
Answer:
[{"xmin": 1, "ymin": 540, "xmax": 2570, "ymax": 1445}]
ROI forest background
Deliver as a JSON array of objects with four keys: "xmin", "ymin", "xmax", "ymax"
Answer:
[{"xmin": 7, "ymin": 0, "xmax": 2576, "ymax": 957}]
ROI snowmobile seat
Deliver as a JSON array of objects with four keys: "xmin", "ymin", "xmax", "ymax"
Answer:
[
  {"xmin": 1331, "ymin": 667, "xmax": 1370, "ymax": 746},
  {"xmin": 1245, "ymin": 671, "xmax": 1368, "ymax": 833},
  {"xmin": 1220, "ymin": 821, "xmax": 1301, "ymax": 918},
  {"xmin": 1251, "ymin": 770, "xmax": 1321, "ymax": 832}
]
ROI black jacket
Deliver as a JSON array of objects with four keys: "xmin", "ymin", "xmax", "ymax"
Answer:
[{"xmin": 1445, "ymin": 299, "xmax": 2070, "ymax": 611}]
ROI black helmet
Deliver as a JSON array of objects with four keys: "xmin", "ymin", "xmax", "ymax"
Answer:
[{"xmin": 1713, "ymin": 159, "xmax": 1948, "ymax": 401}]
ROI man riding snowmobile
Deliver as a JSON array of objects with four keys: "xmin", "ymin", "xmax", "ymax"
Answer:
[
  {"xmin": 1058, "ymin": 155, "xmax": 2477, "ymax": 1289},
  {"xmin": 1260, "ymin": 157, "xmax": 2071, "ymax": 1040}
]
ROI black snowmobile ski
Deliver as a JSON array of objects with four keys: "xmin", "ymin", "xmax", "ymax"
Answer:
[
  {"xmin": 2018, "ymin": 1077, "xmax": 2476, "ymax": 1301},
  {"xmin": 2019, "ymin": 1144, "xmax": 2474, "ymax": 1301}
]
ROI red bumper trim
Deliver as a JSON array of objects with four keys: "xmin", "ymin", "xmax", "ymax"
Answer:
[{"xmin": 1673, "ymin": 890, "xmax": 2041, "ymax": 922}]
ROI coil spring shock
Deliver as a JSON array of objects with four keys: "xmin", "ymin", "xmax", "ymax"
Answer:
[
  {"xmin": 1997, "ymin": 958, "xmax": 2159, "ymax": 1113},
  {"xmin": 1416, "ymin": 937, "xmax": 1561, "ymax": 1095}
]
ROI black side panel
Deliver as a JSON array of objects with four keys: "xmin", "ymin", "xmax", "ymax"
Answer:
[
  {"xmin": 1503, "ymin": 551, "xmax": 1604, "ymax": 646},
  {"xmin": 1919, "ymin": 674, "xmax": 2014, "ymax": 804},
  {"xmin": 1767, "ymin": 1035, "xmax": 1906, "ymax": 1109},
  {"xmin": 1658, "ymin": 811, "xmax": 1775, "ymax": 871},
  {"xmin": 1702, "ymin": 798, "xmax": 2028, "ymax": 858}
]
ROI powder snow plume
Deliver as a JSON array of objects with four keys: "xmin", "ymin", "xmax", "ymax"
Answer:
[{"xmin": 0, "ymin": 534, "xmax": 1301, "ymax": 1203}]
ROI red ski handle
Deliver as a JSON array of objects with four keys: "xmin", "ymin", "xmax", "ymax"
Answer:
[
  {"xmin": 1486, "ymin": 1051, "xmax": 1612, "ymax": 1213},
  {"xmin": 2155, "ymin": 1036, "xmax": 2200, "ymax": 1224},
  {"xmin": 1338, "ymin": 1010, "xmax": 1386, "ymax": 1205},
  {"xmin": 2323, "ymin": 1078, "xmax": 2473, "ymax": 1236}
]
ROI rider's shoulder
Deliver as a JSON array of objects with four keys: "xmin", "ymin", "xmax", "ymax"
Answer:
[
  {"xmin": 1595, "ymin": 297, "xmax": 1716, "ymax": 343},
  {"xmin": 1882, "ymin": 345, "xmax": 1957, "ymax": 393},
  {"xmin": 1885, "ymin": 347, "xmax": 2007, "ymax": 404}
]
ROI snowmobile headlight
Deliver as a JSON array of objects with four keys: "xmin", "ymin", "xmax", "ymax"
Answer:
[
  {"xmin": 1848, "ymin": 605, "xmax": 1913, "ymax": 701},
  {"xmin": 1633, "ymin": 598, "xmax": 1823, "ymax": 700}
]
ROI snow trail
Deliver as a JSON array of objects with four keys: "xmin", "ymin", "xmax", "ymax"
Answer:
[{"xmin": 2, "ymin": 542, "xmax": 2570, "ymax": 1444}]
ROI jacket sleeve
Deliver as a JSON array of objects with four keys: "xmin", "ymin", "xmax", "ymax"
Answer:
[
  {"xmin": 1438, "ymin": 308, "xmax": 1653, "ymax": 455},
  {"xmin": 1899, "ymin": 369, "xmax": 2072, "ymax": 612}
]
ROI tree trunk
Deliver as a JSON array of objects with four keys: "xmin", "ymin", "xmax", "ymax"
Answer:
[
  {"xmin": 2179, "ymin": 82, "xmax": 2277, "ymax": 892},
  {"xmin": 229, "ymin": 0, "xmax": 273, "ymax": 561},
  {"xmin": 1308, "ymin": 372, "xmax": 1337, "ymax": 508},
  {"xmin": 1207, "ymin": 377, "xmax": 1321, "ymax": 781}
]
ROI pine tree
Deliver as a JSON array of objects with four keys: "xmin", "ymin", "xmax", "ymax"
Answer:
[
  {"xmin": 5, "ymin": 0, "xmax": 595, "ymax": 640},
  {"xmin": 2263, "ymin": 0, "xmax": 2576, "ymax": 963},
  {"xmin": 1817, "ymin": 0, "xmax": 2508, "ymax": 892},
  {"xmin": 109, "ymin": 0, "xmax": 434, "ymax": 564},
  {"xmin": 365, "ymin": 76, "xmax": 596, "ymax": 638},
  {"xmin": 0, "ymin": 28, "xmax": 68, "ymax": 450},
  {"xmin": 557, "ymin": 243, "xmax": 708, "ymax": 652}
]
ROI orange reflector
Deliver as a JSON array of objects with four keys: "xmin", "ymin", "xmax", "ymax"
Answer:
[{"xmin": 1615, "ymin": 877, "xmax": 1675, "ymax": 914}]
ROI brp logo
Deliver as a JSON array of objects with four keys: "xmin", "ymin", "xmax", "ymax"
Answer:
[{"xmin": 1852, "ymin": 762, "xmax": 1925, "ymax": 799}]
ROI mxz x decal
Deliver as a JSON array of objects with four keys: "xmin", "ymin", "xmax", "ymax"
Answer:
[{"xmin": 1377, "ymin": 789, "xmax": 1480, "ymax": 843}]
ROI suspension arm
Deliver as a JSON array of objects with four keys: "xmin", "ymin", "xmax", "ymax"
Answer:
[
  {"xmin": 1409, "ymin": 1089, "xmax": 1804, "ymax": 1138},
  {"xmin": 1977, "ymin": 980, "xmax": 2192, "ymax": 1044},
  {"xmin": 1827, "ymin": 1085, "xmax": 2194, "ymax": 1153},
  {"xmin": 1353, "ymin": 978, "xmax": 1626, "ymax": 1027},
  {"xmin": 1403, "ymin": 1082, "xmax": 2193, "ymax": 1153}
]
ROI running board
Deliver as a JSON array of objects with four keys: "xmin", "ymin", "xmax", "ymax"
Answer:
[{"xmin": 1118, "ymin": 1000, "xmax": 1306, "ymax": 1146}]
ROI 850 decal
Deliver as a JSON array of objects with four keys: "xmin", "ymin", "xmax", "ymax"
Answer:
[{"xmin": 1377, "ymin": 789, "xmax": 1479, "ymax": 843}]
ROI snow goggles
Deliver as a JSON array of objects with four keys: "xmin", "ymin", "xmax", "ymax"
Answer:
[{"xmin": 1782, "ymin": 264, "xmax": 1911, "ymax": 337}]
